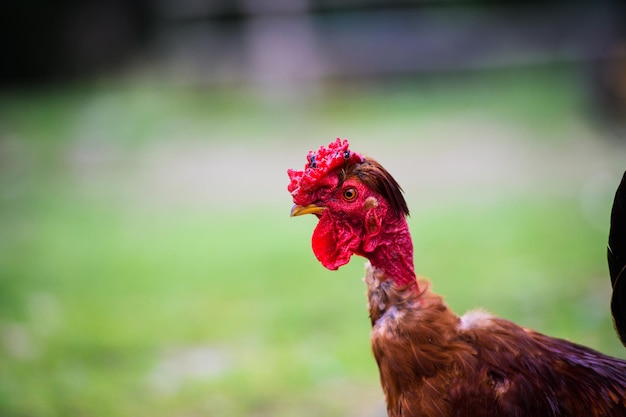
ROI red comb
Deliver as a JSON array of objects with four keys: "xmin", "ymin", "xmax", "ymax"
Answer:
[{"xmin": 287, "ymin": 138, "xmax": 363, "ymax": 199}]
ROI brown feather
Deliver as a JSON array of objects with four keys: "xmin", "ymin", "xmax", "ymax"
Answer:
[
  {"xmin": 341, "ymin": 157, "xmax": 410, "ymax": 218},
  {"xmin": 365, "ymin": 264, "xmax": 626, "ymax": 417}
]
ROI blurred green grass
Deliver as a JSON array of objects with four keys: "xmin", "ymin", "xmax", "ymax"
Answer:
[{"xmin": 0, "ymin": 67, "xmax": 624, "ymax": 417}]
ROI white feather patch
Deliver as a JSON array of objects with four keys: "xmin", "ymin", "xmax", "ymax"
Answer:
[{"xmin": 459, "ymin": 309, "xmax": 494, "ymax": 331}]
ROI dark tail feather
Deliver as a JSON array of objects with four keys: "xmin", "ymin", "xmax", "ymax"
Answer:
[{"xmin": 609, "ymin": 171, "xmax": 626, "ymax": 346}]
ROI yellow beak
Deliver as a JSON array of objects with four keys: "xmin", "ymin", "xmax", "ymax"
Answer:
[{"xmin": 290, "ymin": 204, "xmax": 326, "ymax": 217}]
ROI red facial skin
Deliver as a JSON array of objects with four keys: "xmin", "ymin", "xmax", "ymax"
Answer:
[{"xmin": 299, "ymin": 171, "xmax": 417, "ymax": 288}]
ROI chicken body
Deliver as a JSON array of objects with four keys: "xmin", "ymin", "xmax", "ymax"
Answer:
[
  {"xmin": 367, "ymin": 265, "xmax": 626, "ymax": 417},
  {"xmin": 288, "ymin": 139, "xmax": 626, "ymax": 417}
]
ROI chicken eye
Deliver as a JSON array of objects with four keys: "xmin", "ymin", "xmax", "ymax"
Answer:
[{"xmin": 342, "ymin": 187, "xmax": 358, "ymax": 201}]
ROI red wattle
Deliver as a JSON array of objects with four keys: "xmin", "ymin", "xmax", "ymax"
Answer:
[{"xmin": 312, "ymin": 212, "xmax": 360, "ymax": 270}]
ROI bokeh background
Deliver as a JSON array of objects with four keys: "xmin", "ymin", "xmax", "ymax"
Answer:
[{"xmin": 2, "ymin": 1, "xmax": 626, "ymax": 416}]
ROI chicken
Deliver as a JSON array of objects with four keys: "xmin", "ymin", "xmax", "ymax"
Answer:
[
  {"xmin": 288, "ymin": 138, "xmax": 626, "ymax": 417},
  {"xmin": 609, "ymin": 171, "xmax": 626, "ymax": 345}
]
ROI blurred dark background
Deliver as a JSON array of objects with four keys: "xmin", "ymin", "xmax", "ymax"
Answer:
[{"xmin": 3, "ymin": 0, "xmax": 626, "ymax": 124}]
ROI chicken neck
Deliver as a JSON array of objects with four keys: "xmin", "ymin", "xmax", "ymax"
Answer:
[{"xmin": 362, "ymin": 214, "xmax": 418, "ymax": 290}]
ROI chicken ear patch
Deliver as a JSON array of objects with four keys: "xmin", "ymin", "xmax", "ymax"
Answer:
[
  {"xmin": 362, "ymin": 200, "xmax": 385, "ymax": 253},
  {"xmin": 312, "ymin": 212, "xmax": 360, "ymax": 270}
]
